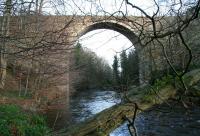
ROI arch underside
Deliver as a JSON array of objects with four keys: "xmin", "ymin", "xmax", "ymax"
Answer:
[{"xmin": 79, "ymin": 22, "xmax": 141, "ymax": 49}]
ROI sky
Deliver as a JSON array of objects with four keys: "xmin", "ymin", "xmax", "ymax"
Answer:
[
  {"xmin": 42, "ymin": 0, "xmax": 196, "ymax": 16},
  {"xmin": 43, "ymin": 0, "xmax": 168, "ymax": 16},
  {"xmin": 79, "ymin": 29, "xmax": 133, "ymax": 66}
]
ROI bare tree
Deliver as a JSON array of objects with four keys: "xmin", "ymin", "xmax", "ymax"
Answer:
[
  {"xmin": 120, "ymin": 0, "xmax": 200, "ymax": 90},
  {"xmin": 0, "ymin": 0, "xmax": 76, "ymax": 104},
  {"xmin": 0, "ymin": 0, "xmax": 12, "ymax": 89}
]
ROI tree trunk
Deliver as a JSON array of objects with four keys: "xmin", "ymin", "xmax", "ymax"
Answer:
[
  {"xmin": 24, "ymin": 68, "xmax": 30, "ymax": 96},
  {"xmin": 19, "ymin": 76, "xmax": 22, "ymax": 97},
  {"xmin": 0, "ymin": 0, "xmax": 12, "ymax": 89}
]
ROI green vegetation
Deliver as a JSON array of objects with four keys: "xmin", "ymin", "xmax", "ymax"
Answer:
[
  {"xmin": 112, "ymin": 55, "xmax": 120, "ymax": 87},
  {"xmin": 73, "ymin": 44, "xmax": 140, "ymax": 91},
  {"xmin": 150, "ymin": 75, "xmax": 174, "ymax": 91},
  {"xmin": 120, "ymin": 50, "xmax": 129, "ymax": 86},
  {"xmin": 73, "ymin": 43, "xmax": 113, "ymax": 91},
  {"xmin": 112, "ymin": 49, "xmax": 139, "ymax": 90},
  {"xmin": 0, "ymin": 104, "xmax": 51, "ymax": 136},
  {"xmin": 141, "ymin": 75, "xmax": 174, "ymax": 103}
]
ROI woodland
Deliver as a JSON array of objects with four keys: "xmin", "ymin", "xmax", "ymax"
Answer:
[{"xmin": 0, "ymin": 0, "xmax": 200, "ymax": 136}]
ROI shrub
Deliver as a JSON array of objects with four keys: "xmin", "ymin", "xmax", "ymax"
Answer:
[
  {"xmin": 142, "ymin": 75, "xmax": 174, "ymax": 103},
  {"xmin": 0, "ymin": 104, "xmax": 51, "ymax": 136}
]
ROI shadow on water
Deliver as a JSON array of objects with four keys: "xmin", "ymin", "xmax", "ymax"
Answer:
[{"xmin": 45, "ymin": 90, "xmax": 200, "ymax": 136}]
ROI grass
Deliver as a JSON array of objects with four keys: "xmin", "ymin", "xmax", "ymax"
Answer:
[{"xmin": 0, "ymin": 104, "xmax": 51, "ymax": 136}]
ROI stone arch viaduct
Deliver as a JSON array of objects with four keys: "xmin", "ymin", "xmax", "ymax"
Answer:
[
  {"xmin": 63, "ymin": 15, "xmax": 161, "ymax": 86},
  {"xmin": 8, "ymin": 15, "xmax": 166, "ymax": 95}
]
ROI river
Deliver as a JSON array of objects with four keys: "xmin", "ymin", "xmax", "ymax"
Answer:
[{"xmin": 46, "ymin": 90, "xmax": 200, "ymax": 136}]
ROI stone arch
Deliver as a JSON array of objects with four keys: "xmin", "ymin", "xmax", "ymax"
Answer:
[
  {"xmin": 78, "ymin": 21, "xmax": 141, "ymax": 50},
  {"xmin": 76, "ymin": 21, "xmax": 147, "ymax": 84}
]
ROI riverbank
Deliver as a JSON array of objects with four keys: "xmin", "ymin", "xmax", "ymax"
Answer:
[{"xmin": 0, "ymin": 72, "xmax": 68, "ymax": 136}]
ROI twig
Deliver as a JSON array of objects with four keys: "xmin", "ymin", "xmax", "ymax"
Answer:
[
  {"xmin": 52, "ymin": 111, "xmax": 60, "ymax": 130},
  {"xmin": 123, "ymin": 103, "xmax": 139, "ymax": 136}
]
